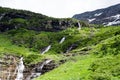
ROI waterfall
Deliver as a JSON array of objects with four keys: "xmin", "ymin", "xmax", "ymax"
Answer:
[
  {"xmin": 66, "ymin": 46, "xmax": 73, "ymax": 53},
  {"xmin": 40, "ymin": 59, "xmax": 52, "ymax": 69},
  {"xmin": 59, "ymin": 37, "xmax": 65, "ymax": 44},
  {"xmin": 78, "ymin": 22, "xmax": 81, "ymax": 30},
  {"xmin": 15, "ymin": 57, "xmax": 25, "ymax": 80},
  {"xmin": 0, "ymin": 13, "xmax": 5, "ymax": 21},
  {"xmin": 66, "ymin": 44, "xmax": 77, "ymax": 53},
  {"xmin": 26, "ymin": 59, "xmax": 52, "ymax": 80},
  {"xmin": 41, "ymin": 45, "xmax": 51, "ymax": 55}
]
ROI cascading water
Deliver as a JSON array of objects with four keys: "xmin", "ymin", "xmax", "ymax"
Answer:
[
  {"xmin": 15, "ymin": 57, "xmax": 25, "ymax": 80},
  {"xmin": 26, "ymin": 59, "xmax": 52, "ymax": 80},
  {"xmin": 66, "ymin": 46, "xmax": 73, "ymax": 53},
  {"xmin": 66, "ymin": 43, "xmax": 77, "ymax": 53},
  {"xmin": 59, "ymin": 37, "xmax": 66, "ymax": 44},
  {"xmin": 40, "ymin": 59, "xmax": 52, "ymax": 69},
  {"xmin": 78, "ymin": 22, "xmax": 81, "ymax": 30},
  {"xmin": 41, "ymin": 45, "xmax": 51, "ymax": 55}
]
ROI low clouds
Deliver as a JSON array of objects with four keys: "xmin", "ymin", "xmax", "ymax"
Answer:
[{"xmin": 0, "ymin": 0, "xmax": 119, "ymax": 18}]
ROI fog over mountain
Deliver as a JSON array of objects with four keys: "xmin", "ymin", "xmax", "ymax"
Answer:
[{"xmin": 0, "ymin": 0, "xmax": 120, "ymax": 18}]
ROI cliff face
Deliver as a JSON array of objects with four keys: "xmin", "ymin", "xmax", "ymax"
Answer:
[{"xmin": 73, "ymin": 4, "xmax": 120, "ymax": 26}]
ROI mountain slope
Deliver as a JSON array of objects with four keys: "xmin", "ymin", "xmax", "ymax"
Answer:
[
  {"xmin": 0, "ymin": 7, "xmax": 89, "ymax": 32},
  {"xmin": 35, "ymin": 26, "xmax": 120, "ymax": 80},
  {"xmin": 73, "ymin": 4, "xmax": 120, "ymax": 26}
]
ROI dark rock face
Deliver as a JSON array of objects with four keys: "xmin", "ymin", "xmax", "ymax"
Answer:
[
  {"xmin": 73, "ymin": 4, "xmax": 120, "ymax": 26},
  {"xmin": 27, "ymin": 20, "xmax": 75, "ymax": 32},
  {"xmin": 0, "ymin": 7, "xmax": 79, "ymax": 32},
  {"xmin": 0, "ymin": 23, "xmax": 15, "ymax": 32}
]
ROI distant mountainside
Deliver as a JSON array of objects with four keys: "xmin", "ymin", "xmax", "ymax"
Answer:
[
  {"xmin": 0, "ymin": 7, "xmax": 88, "ymax": 32},
  {"xmin": 73, "ymin": 4, "xmax": 120, "ymax": 26}
]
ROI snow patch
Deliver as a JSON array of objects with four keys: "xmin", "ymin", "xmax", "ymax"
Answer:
[
  {"xmin": 88, "ymin": 18, "xmax": 96, "ymax": 22},
  {"xmin": 105, "ymin": 14, "xmax": 120, "ymax": 26},
  {"xmin": 111, "ymin": 14, "xmax": 120, "ymax": 20},
  {"xmin": 105, "ymin": 14, "xmax": 120, "ymax": 20},
  {"xmin": 94, "ymin": 13, "xmax": 102, "ymax": 16},
  {"xmin": 106, "ymin": 21, "xmax": 120, "ymax": 26}
]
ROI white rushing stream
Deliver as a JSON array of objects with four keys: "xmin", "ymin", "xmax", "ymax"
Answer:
[
  {"xmin": 59, "ymin": 37, "xmax": 66, "ymax": 44},
  {"xmin": 15, "ymin": 57, "xmax": 25, "ymax": 80},
  {"xmin": 41, "ymin": 45, "xmax": 51, "ymax": 55},
  {"xmin": 66, "ymin": 46, "xmax": 73, "ymax": 53},
  {"xmin": 78, "ymin": 22, "xmax": 81, "ymax": 30},
  {"xmin": 26, "ymin": 59, "xmax": 52, "ymax": 80},
  {"xmin": 40, "ymin": 59, "xmax": 52, "ymax": 69}
]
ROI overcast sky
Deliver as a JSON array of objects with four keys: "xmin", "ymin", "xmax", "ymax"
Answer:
[{"xmin": 0, "ymin": 0, "xmax": 120, "ymax": 18}]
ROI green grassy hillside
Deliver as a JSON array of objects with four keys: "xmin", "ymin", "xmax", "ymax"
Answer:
[
  {"xmin": 0, "ymin": 25, "xmax": 120, "ymax": 80},
  {"xmin": 35, "ymin": 26, "xmax": 120, "ymax": 80}
]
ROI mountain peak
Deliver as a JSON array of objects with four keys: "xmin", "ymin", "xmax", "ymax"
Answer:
[{"xmin": 73, "ymin": 3, "xmax": 120, "ymax": 26}]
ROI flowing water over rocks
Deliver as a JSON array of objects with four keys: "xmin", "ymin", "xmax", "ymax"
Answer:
[
  {"xmin": 59, "ymin": 37, "xmax": 66, "ymax": 44},
  {"xmin": 78, "ymin": 22, "xmax": 81, "ymax": 30},
  {"xmin": 41, "ymin": 45, "xmax": 51, "ymax": 55},
  {"xmin": 15, "ymin": 57, "xmax": 25, "ymax": 80},
  {"xmin": 24, "ymin": 59, "xmax": 54, "ymax": 80},
  {"xmin": 0, "ymin": 55, "xmax": 57, "ymax": 80}
]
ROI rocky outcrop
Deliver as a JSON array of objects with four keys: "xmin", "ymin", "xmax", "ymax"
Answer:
[
  {"xmin": 0, "ymin": 7, "xmax": 80, "ymax": 32},
  {"xmin": 0, "ymin": 55, "xmax": 19, "ymax": 80},
  {"xmin": 27, "ymin": 19, "xmax": 77, "ymax": 32},
  {"xmin": 24, "ymin": 59, "xmax": 57, "ymax": 80},
  {"xmin": 0, "ymin": 54, "xmax": 58, "ymax": 80},
  {"xmin": 73, "ymin": 4, "xmax": 120, "ymax": 26}
]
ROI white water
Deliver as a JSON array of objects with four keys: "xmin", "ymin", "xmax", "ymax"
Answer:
[
  {"xmin": 78, "ymin": 22, "xmax": 81, "ymax": 30},
  {"xmin": 15, "ymin": 57, "xmax": 25, "ymax": 80},
  {"xmin": 66, "ymin": 46, "xmax": 73, "ymax": 53},
  {"xmin": 0, "ymin": 13, "xmax": 5, "ymax": 21},
  {"xmin": 40, "ymin": 59, "xmax": 52, "ymax": 69},
  {"xmin": 41, "ymin": 45, "xmax": 51, "ymax": 55},
  {"xmin": 59, "ymin": 37, "xmax": 65, "ymax": 44},
  {"xmin": 26, "ymin": 59, "xmax": 52, "ymax": 80}
]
